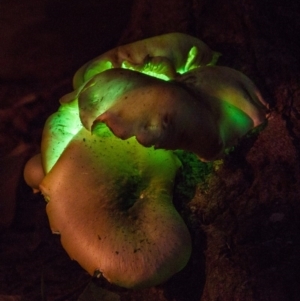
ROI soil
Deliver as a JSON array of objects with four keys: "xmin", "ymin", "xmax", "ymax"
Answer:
[{"xmin": 0, "ymin": 0, "xmax": 300, "ymax": 300}]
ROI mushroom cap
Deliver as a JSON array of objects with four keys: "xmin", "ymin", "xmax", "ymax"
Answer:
[
  {"xmin": 78, "ymin": 67, "xmax": 267, "ymax": 161},
  {"xmin": 41, "ymin": 99, "xmax": 82, "ymax": 173},
  {"xmin": 73, "ymin": 32, "xmax": 220, "ymax": 88},
  {"xmin": 23, "ymin": 153, "xmax": 45, "ymax": 193},
  {"xmin": 29, "ymin": 88, "xmax": 192, "ymax": 288},
  {"xmin": 78, "ymin": 68, "xmax": 222, "ymax": 160},
  {"xmin": 40, "ymin": 125, "xmax": 191, "ymax": 288},
  {"xmin": 177, "ymin": 66, "xmax": 268, "ymax": 127},
  {"xmin": 177, "ymin": 66, "xmax": 268, "ymax": 152}
]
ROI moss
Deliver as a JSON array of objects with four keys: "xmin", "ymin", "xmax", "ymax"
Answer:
[{"xmin": 173, "ymin": 150, "xmax": 213, "ymax": 202}]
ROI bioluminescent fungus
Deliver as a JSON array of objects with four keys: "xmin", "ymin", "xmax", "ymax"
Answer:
[
  {"xmin": 24, "ymin": 33, "xmax": 268, "ymax": 289},
  {"xmin": 24, "ymin": 96, "xmax": 191, "ymax": 289},
  {"xmin": 176, "ymin": 66, "xmax": 268, "ymax": 159},
  {"xmin": 78, "ymin": 68, "xmax": 221, "ymax": 161},
  {"xmin": 73, "ymin": 32, "xmax": 221, "ymax": 87},
  {"xmin": 79, "ymin": 67, "xmax": 267, "ymax": 161}
]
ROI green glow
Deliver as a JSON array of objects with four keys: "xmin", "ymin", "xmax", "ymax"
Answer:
[
  {"xmin": 178, "ymin": 46, "xmax": 221, "ymax": 74},
  {"xmin": 81, "ymin": 57, "xmax": 174, "ymax": 84},
  {"xmin": 121, "ymin": 60, "xmax": 172, "ymax": 81},
  {"xmin": 183, "ymin": 46, "xmax": 198, "ymax": 73},
  {"xmin": 207, "ymin": 51, "xmax": 221, "ymax": 66},
  {"xmin": 42, "ymin": 88, "xmax": 179, "ymax": 174},
  {"xmin": 42, "ymin": 99, "xmax": 82, "ymax": 173},
  {"xmin": 84, "ymin": 60, "xmax": 113, "ymax": 83},
  {"xmin": 40, "ymin": 122, "xmax": 190, "ymax": 289},
  {"xmin": 219, "ymin": 99, "xmax": 253, "ymax": 147},
  {"xmin": 78, "ymin": 43, "xmax": 221, "ymax": 84},
  {"xmin": 174, "ymin": 150, "xmax": 213, "ymax": 200},
  {"xmin": 92, "ymin": 122, "xmax": 115, "ymax": 137}
]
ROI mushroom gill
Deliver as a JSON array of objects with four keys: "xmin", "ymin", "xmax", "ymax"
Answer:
[{"xmin": 73, "ymin": 32, "xmax": 220, "ymax": 87}]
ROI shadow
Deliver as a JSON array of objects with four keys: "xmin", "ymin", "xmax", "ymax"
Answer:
[{"xmin": 44, "ymin": 0, "xmax": 135, "ymax": 70}]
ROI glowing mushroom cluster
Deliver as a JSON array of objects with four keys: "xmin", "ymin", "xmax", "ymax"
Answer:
[
  {"xmin": 24, "ymin": 33, "xmax": 267, "ymax": 289},
  {"xmin": 73, "ymin": 32, "xmax": 221, "ymax": 86}
]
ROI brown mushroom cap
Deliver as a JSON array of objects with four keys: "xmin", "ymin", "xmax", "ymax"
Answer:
[
  {"xmin": 23, "ymin": 153, "xmax": 45, "ymax": 193},
  {"xmin": 177, "ymin": 66, "xmax": 268, "ymax": 127},
  {"xmin": 78, "ymin": 67, "xmax": 267, "ymax": 161},
  {"xmin": 73, "ymin": 32, "xmax": 220, "ymax": 88},
  {"xmin": 79, "ymin": 68, "xmax": 223, "ymax": 161},
  {"xmin": 39, "ymin": 125, "xmax": 191, "ymax": 289},
  {"xmin": 23, "ymin": 34, "xmax": 268, "ymax": 288}
]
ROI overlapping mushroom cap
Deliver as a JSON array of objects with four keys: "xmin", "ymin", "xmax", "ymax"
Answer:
[
  {"xmin": 78, "ymin": 67, "xmax": 267, "ymax": 161},
  {"xmin": 41, "ymin": 122, "xmax": 191, "ymax": 288},
  {"xmin": 24, "ymin": 95, "xmax": 192, "ymax": 289},
  {"xmin": 73, "ymin": 32, "xmax": 220, "ymax": 87},
  {"xmin": 24, "ymin": 33, "xmax": 268, "ymax": 289}
]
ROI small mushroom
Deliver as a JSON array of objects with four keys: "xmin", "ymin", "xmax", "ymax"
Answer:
[
  {"xmin": 23, "ymin": 153, "xmax": 45, "ymax": 193},
  {"xmin": 25, "ymin": 97, "xmax": 192, "ymax": 289},
  {"xmin": 73, "ymin": 32, "xmax": 220, "ymax": 87},
  {"xmin": 78, "ymin": 67, "xmax": 267, "ymax": 161}
]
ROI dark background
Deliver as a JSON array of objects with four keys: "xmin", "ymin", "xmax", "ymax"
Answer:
[{"xmin": 0, "ymin": 0, "xmax": 300, "ymax": 300}]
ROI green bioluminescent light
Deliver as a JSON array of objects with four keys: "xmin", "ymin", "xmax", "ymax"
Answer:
[
  {"xmin": 41, "ymin": 99, "xmax": 83, "ymax": 173},
  {"xmin": 41, "ymin": 88, "xmax": 176, "ymax": 174},
  {"xmin": 36, "ymin": 78, "xmax": 192, "ymax": 290},
  {"xmin": 121, "ymin": 60, "xmax": 172, "ymax": 81},
  {"xmin": 83, "ymin": 60, "xmax": 113, "ymax": 85},
  {"xmin": 177, "ymin": 46, "xmax": 199, "ymax": 75},
  {"xmin": 72, "ymin": 33, "xmax": 222, "ymax": 89},
  {"xmin": 219, "ymin": 98, "xmax": 254, "ymax": 147},
  {"xmin": 24, "ymin": 33, "xmax": 269, "ymax": 292},
  {"xmin": 76, "ymin": 44, "xmax": 213, "ymax": 83}
]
